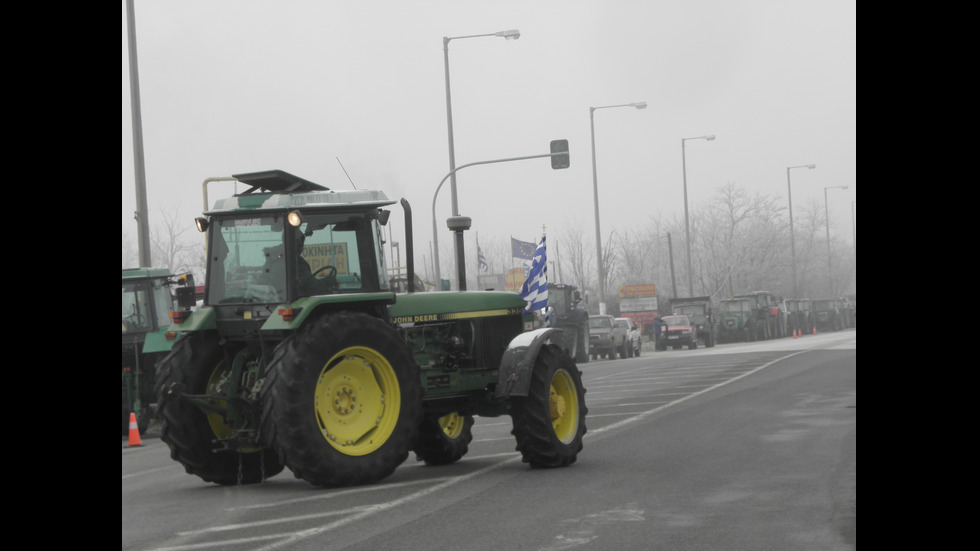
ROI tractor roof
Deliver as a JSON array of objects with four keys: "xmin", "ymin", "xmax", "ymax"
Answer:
[{"xmin": 206, "ymin": 170, "xmax": 396, "ymax": 214}]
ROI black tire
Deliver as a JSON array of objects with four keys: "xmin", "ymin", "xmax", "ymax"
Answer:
[
  {"xmin": 575, "ymin": 324, "xmax": 590, "ymax": 364},
  {"xmin": 155, "ymin": 332, "xmax": 284, "ymax": 485},
  {"xmin": 618, "ymin": 340, "xmax": 628, "ymax": 359},
  {"xmin": 510, "ymin": 344, "xmax": 587, "ymax": 468},
  {"xmin": 261, "ymin": 312, "xmax": 423, "ymax": 488},
  {"xmin": 413, "ymin": 412, "xmax": 474, "ymax": 465}
]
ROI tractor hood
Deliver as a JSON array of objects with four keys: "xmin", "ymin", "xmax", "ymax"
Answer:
[{"xmin": 389, "ymin": 291, "xmax": 527, "ymax": 324}]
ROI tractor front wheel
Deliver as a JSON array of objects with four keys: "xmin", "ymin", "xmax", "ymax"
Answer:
[
  {"xmin": 413, "ymin": 412, "xmax": 475, "ymax": 465},
  {"xmin": 510, "ymin": 344, "xmax": 587, "ymax": 468}
]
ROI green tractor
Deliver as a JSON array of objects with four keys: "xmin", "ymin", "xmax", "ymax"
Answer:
[
  {"xmin": 811, "ymin": 298, "xmax": 844, "ymax": 332},
  {"xmin": 734, "ymin": 291, "xmax": 783, "ymax": 340},
  {"xmin": 545, "ymin": 283, "xmax": 590, "ymax": 364},
  {"xmin": 122, "ymin": 268, "xmax": 196, "ymax": 435},
  {"xmin": 784, "ymin": 298, "xmax": 814, "ymax": 336},
  {"xmin": 156, "ymin": 170, "xmax": 588, "ymax": 487},
  {"xmin": 716, "ymin": 297, "xmax": 754, "ymax": 343}
]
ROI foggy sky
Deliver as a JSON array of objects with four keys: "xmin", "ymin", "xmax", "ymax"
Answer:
[{"xmin": 122, "ymin": 0, "xmax": 856, "ymax": 274}]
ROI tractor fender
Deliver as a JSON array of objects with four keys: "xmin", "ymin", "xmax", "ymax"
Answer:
[{"xmin": 494, "ymin": 328, "xmax": 573, "ymax": 399}]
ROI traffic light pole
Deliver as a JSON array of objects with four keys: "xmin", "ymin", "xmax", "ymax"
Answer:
[{"xmin": 432, "ymin": 141, "xmax": 569, "ymax": 290}]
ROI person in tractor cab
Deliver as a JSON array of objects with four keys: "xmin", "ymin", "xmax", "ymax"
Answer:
[{"xmin": 294, "ymin": 229, "xmax": 339, "ymax": 297}]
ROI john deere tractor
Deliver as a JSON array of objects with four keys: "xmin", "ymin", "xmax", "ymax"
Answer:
[
  {"xmin": 122, "ymin": 268, "xmax": 196, "ymax": 435},
  {"xmin": 156, "ymin": 170, "xmax": 587, "ymax": 487}
]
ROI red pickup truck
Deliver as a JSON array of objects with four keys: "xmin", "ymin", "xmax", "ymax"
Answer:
[{"xmin": 657, "ymin": 315, "xmax": 699, "ymax": 350}]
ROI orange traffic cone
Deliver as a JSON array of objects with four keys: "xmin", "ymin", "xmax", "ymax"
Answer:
[
  {"xmin": 812, "ymin": 326, "xmax": 817, "ymax": 335},
  {"xmin": 128, "ymin": 412, "xmax": 143, "ymax": 447},
  {"xmin": 793, "ymin": 328, "xmax": 798, "ymax": 338}
]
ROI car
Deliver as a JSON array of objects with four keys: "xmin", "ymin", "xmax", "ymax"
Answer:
[
  {"xmin": 657, "ymin": 315, "xmax": 699, "ymax": 350},
  {"xmin": 589, "ymin": 315, "xmax": 627, "ymax": 359},
  {"xmin": 614, "ymin": 317, "xmax": 641, "ymax": 357}
]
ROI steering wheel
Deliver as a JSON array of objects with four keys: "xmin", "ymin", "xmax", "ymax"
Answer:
[{"xmin": 312, "ymin": 265, "xmax": 339, "ymax": 293}]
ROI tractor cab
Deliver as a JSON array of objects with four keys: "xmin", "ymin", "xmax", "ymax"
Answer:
[{"xmin": 195, "ymin": 170, "xmax": 397, "ymax": 326}]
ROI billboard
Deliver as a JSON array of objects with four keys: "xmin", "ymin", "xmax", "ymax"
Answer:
[{"xmin": 619, "ymin": 284, "xmax": 656, "ymax": 298}]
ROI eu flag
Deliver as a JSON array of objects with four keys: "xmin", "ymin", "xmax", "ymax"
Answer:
[{"xmin": 511, "ymin": 237, "xmax": 536, "ymax": 260}]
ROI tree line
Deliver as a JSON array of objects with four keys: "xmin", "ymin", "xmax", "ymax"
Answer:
[{"xmin": 122, "ymin": 181, "xmax": 855, "ymax": 311}]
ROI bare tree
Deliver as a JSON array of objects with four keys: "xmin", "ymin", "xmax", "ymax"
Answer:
[
  {"xmin": 122, "ymin": 231, "xmax": 139, "ymax": 269},
  {"xmin": 557, "ymin": 222, "xmax": 594, "ymax": 293},
  {"xmin": 149, "ymin": 206, "xmax": 203, "ymax": 275}
]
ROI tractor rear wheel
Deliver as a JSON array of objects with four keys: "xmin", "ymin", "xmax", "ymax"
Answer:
[
  {"xmin": 510, "ymin": 344, "xmax": 587, "ymax": 468},
  {"xmin": 413, "ymin": 412, "xmax": 474, "ymax": 465},
  {"xmin": 261, "ymin": 312, "xmax": 423, "ymax": 487},
  {"xmin": 155, "ymin": 332, "xmax": 283, "ymax": 485}
]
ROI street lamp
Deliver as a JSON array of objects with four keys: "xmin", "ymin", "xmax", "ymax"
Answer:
[
  {"xmin": 786, "ymin": 164, "xmax": 816, "ymax": 297},
  {"xmin": 590, "ymin": 101, "xmax": 646, "ymax": 315},
  {"xmin": 438, "ymin": 29, "xmax": 519, "ymax": 287},
  {"xmin": 681, "ymin": 134, "xmax": 715, "ymax": 297},
  {"xmin": 664, "ymin": 233, "xmax": 677, "ymax": 299},
  {"xmin": 824, "ymin": 185, "xmax": 848, "ymax": 295}
]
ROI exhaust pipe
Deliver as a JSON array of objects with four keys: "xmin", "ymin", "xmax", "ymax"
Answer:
[{"xmin": 400, "ymin": 198, "xmax": 414, "ymax": 293}]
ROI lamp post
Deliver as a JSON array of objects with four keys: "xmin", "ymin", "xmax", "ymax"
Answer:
[
  {"xmin": 438, "ymin": 29, "xmax": 519, "ymax": 287},
  {"xmin": 681, "ymin": 134, "xmax": 715, "ymax": 296},
  {"xmin": 851, "ymin": 200, "xmax": 856, "ymax": 256},
  {"xmin": 786, "ymin": 164, "xmax": 816, "ymax": 298},
  {"xmin": 589, "ymin": 101, "xmax": 647, "ymax": 315},
  {"xmin": 824, "ymin": 185, "xmax": 848, "ymax": 295},
  {"xmin": 664, "ymin": 232, "xmax": 677, "ymax": 299}
]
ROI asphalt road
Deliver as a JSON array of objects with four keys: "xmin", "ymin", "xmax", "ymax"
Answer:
[{"xmin": 123, "ymin": 329, "xmax": 856, "ymax": 551}]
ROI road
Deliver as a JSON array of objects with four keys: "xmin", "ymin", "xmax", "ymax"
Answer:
[{"xmin": 123, "ymin": 329, "xmax": 856, "ymax": 551}]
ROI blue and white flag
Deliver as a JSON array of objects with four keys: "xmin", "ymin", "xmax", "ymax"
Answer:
[
  {"xmin": 478, "ymin": 246, "xmax": 489, "ymax": 273},
  {"xmin": 519, "ymin": 236, "xmax": 548, "ymax": 320}
]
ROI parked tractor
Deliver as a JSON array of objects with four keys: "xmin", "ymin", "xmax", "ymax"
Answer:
[
  {"xmin": 716, "ymin": 297, "xmax": 754, "ymax": 343},
  {"xmin": 156, "ymin": 170, "xmax": 587, "ymax": 488},
  {"xmin": 812, "ymin": 298, "xmax": 845, "ymax": 331},
  {"xmin": 784, "ymin": 298, "xmax": 814, "ymax": 336},
  {"xmin": 122, "ymin": 268, "xmax": 196, "ymax": 435},
  {"xmin": 735, "ymin": 291, "xmax": 784, "ymax": 340},
  {"xmin": 546, "ymin": 283, "xmax": 590, "ymax": 363},
  {"xmin": 670, "ymin": 296, "xmax": 715, "ymax": 347}
]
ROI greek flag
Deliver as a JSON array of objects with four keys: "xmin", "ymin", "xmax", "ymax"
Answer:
[
  {"xmin": 478, "ymin": 246, "xmax": 489, "ymax": 273},
  {"xmin": 519, "ymin": 236, "xmax": 548, "ymax": 319}
]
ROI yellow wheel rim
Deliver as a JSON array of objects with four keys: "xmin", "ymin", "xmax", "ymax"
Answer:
[
  {"xmin": 314, "ymin": 346, "xmax": 401, "ymax": 456},
  {"xmin": 549, "ymin": 369, "xmax": 579, "ymax": 444},
  {"xmin": 438, "ymin": 412, "xmax": 465, "ymax": 439}
]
